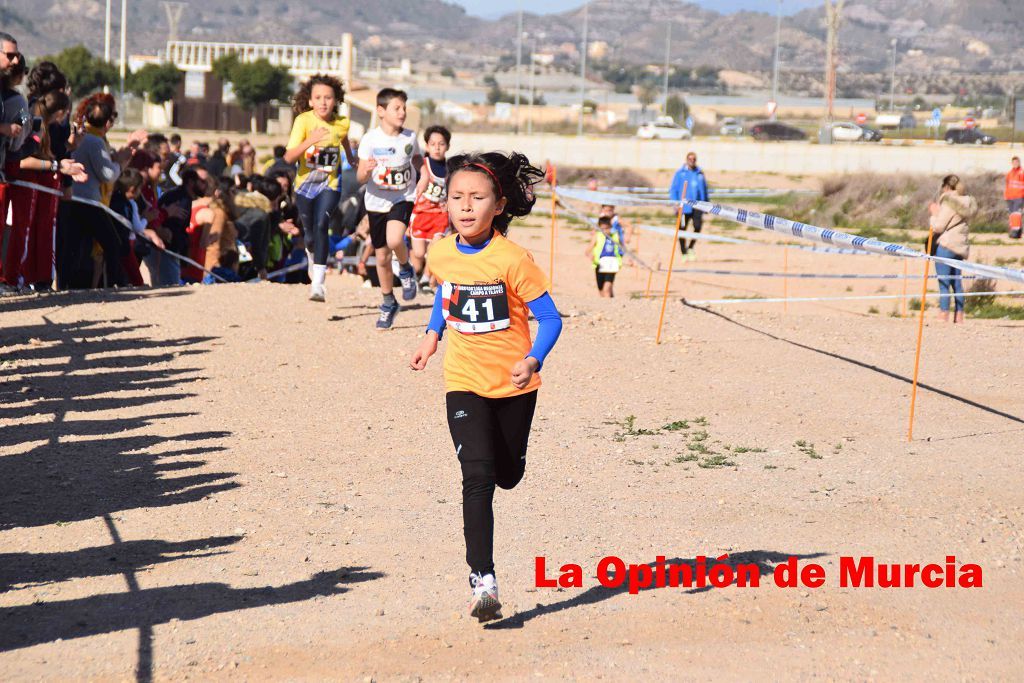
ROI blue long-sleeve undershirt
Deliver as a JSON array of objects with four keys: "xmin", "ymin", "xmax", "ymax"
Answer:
[{"xmin": 426, "ymin": 235, "xmax": 563, "ymax": 370}]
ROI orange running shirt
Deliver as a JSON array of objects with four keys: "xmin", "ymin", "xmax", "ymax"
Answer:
[{"xmin": 428, "ymin": 232, "xmax": 550, "ymax": 398}]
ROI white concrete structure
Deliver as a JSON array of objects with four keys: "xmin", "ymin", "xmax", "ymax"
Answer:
[
  {"xmin": 448, "ymin": 133, "xmax": 1017, "ymax": 175},
  {"xmin": 165, "ymin": 37, "xmax": 354, "ymax": 83}
]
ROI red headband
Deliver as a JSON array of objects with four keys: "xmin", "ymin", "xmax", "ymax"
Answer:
[{"xmin": 468, "ymin": 163, "xmax": 503, "ymax": 197}]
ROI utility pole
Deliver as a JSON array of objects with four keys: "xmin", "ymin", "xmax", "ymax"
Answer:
[
  {"xmin": 771, "ymin": 0, "xmax": 782, "ymax": 119},
  {"xmin": 119, "ymin": 0, "xmax": 127, "ymax": 102},
  {"xmin": 528, "ymin": 39, "xmax": 536, "ymax": 135},
  {"xmin": 823, "ymin": 0, "xmax": 844, "ymax": 124},
  {"xmin": 105, "ymin": 0, "xmax": 112, "ymax": 62},
  {"xmin": 514, "ymin": 2, "xmax": 523, "ymax": 134},
  {"xmin": 889, "ymin": 38, "xmax": 897, "ymax": 111},
  {"xmin": 577, "ymin": 1, "xmax": 588, "ymax": 137},
  {"xmin": 162, "ymin": 2, "xmax": 185, "ymax": 43},
  {"xmin": 662, "ymin": 22, "xmax": 671, "ymax": 106}
]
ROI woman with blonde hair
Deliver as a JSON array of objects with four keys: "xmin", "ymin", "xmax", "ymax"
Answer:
[{"xmin": 928, "ymin": 174, "xmax": 977, "ymax": 323}]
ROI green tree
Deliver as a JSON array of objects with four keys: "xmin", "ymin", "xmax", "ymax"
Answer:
[
  {"xmin": 46, "ymin": 45, "xmax": 118, "ymax": 96},
  {"xmin": 486, "ymin": 83, "xmax": 511, "ymax": 105},
  {"xmin": 665, "ymin": 93, "xmax": 689, "ymax": 122},
  {"xmin": 129, "ymin": 63, "xmax": 183, "ymax": 104},
  {"xmin": 211, "ymin": 53, "xmax": 241, "ymax": 81},
  {"xmin": 637, "ymin": 83, "xmax": 658, "ymax": 111},
  {"xmin": 419, "ymin": 98, "xmax": 437, "ymax": 116},
  {"xmin": 226, "ymin": 58, "xmax": 292, "ymax": 109},
  {"xmin": 440, "ymin": 66, "xmax": 455, "ymax": 78}
]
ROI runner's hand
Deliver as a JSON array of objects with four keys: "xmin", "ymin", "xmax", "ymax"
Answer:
[
  {"xmin": 511, "ymin": 357, "xmax": 540, "ymax": 389},
  {"xmin": 410, "ymin": 333, "xmax": 439, "ymax": 371},
  {"xmin": 306, "ymin": 127, "xmax": 329, "ymax": 147}
]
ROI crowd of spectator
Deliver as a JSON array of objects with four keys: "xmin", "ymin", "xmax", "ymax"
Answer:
[{"xmin": 0, "ymin": 31, "xmax": 373, "ymax": 296}]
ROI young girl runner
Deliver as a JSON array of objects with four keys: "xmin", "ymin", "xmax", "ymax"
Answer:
[
  {"xmin": 284, "ymin": 73, "xmax": 355, "ymax": 302},
  {"xmin": 410, "ymin": 151, "xmax": 563, "ymax": 622}
]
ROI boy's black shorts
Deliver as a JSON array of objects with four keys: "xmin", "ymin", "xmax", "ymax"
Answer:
[
  {"xmin": 595, "ymin": 270, "xmax": 616, "ymax": 289},
  {"xmin": 368, "ymin": 201, "xmax": 414, "ymax": 249}
]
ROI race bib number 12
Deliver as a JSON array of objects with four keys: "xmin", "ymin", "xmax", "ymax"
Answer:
[{"xmin": 442, "ymin": 281, "xmax": 511, "ymax": 334}]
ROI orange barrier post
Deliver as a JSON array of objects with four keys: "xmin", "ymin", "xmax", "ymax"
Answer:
[
  {"xmin": 635, "ymin": 229, "xmax": 642, "ymax": 281},
  {"xmin": 907, "ymin": 229, "xmax": 935, "ymax": 442},
  {"xmin": 656, "ymin": 185, "xmax": 687, "ymax": 344},
  {"xmin": 901, "ymin": 260, "xmax": 908, "ymax": 318},
  {"xmin": 645, "ymin": 263, "xmax": 656, "ymax": 298},
  {"xmin": 549, "ymin": 166, "xmax": 557, "ymax": 291}
]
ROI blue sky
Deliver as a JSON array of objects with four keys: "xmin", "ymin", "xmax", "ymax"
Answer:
[{"xmin": 452, "ymin": 0, "xmax": 819, "ymax": 20}]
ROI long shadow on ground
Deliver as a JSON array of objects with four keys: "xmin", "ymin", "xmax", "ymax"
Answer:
[
  {"xmin": 0, "ymin": 566, "xmax": 383, "ymax": 651},
  {"xmin": 486, "ymin": 550, "xmax": 827, "ymax": 630},
  {"xmin": 684, "ymin": 302, "xmax": 1024, "ymax": 426},
  {"xmin": 0, "ymin": 314, "xmax": 258, "ymax": 679}
]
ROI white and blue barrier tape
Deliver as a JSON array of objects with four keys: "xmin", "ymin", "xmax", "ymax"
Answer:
[
  {"xmin": 9, "ymin": 179, "xmax": 227, "ymax": 282},
  {"xmin": 554, "ymin": 185, "xmax": 1024, "ymax": 287},
  {"xmin": 687, "ymin": 290, "xmax": 1024, "ymax": 306},
  {"xmin": 668, "ymin": 267, "xmax": 973, "ymax": 280},
  {"xmin": 637, "ymin": 222, "xmax": 868, "ymax": 256},
  {"xmin": 564, "ymin": 185, "xmax": 815, "ymax": 198}
]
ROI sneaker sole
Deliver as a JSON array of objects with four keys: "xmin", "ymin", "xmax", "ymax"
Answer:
[
  {"xmin": 309, "ymin": 293, "xmax": 325, "ymax": 302},
  {"xmin": 469, "ymin": 595, "xmax": 502, "ymax": 623}
]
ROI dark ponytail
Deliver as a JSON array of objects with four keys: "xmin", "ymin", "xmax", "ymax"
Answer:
[{"xmin": 447, "ymin": 151, "xmax": 544, "ymax": 234}]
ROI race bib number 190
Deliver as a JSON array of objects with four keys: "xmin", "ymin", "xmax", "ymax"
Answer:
[
  {"xmin": 442, "ymin": 281, "xmax": 511, "ymax": 334},
  {"xmin": 374, "ymin": 163, "xmax": 412, "ymax": 191}
]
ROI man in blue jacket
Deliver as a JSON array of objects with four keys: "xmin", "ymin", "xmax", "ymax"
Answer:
[{"xmin": 669, "ymin": 151, "xmax": 709, "ymax": 259}]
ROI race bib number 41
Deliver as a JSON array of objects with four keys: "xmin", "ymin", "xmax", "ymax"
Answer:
[{"xmin": 442, "ymin": 281, "xmax": 511, "ymax": 334}]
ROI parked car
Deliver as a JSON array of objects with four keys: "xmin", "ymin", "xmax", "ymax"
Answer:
[
  {"xmin": 825, "ymin": 122, "xmax": 866, "ymax": 142},
  {"xmin": 874, "ymin": 113, "xmax": 917, "ymax": 130},
  {"xmin": 859, "ymin": 125, "xmax": 884, "ymax": 142},
  {"xmin": 944, "ymin": 127, "xmax": 996, "ymax": 145},
  {"xmin": 750, "ymin": 121, "xmax": 807, "ymax": 141},
  {"xmin": 636, "ymin": 117, "xmax": 692, "ymax": 140},
  {"xmin": 719, "ymin": 117, "xmax": 743, "ymax": 135}
]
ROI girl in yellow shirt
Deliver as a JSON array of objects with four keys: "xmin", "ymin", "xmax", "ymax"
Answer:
[
  {"xmin": 285, "ymin": 74, "xmax": 355, "ymax": 302},
  {"xmin": 410, "ymin": 151, "xmax": 563, "ymax": 622}
]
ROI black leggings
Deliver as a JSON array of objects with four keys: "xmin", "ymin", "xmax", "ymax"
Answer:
[
  {"xmin": 296, "ymin": 190, "xmax": 341, "ymax": 266},
  {"xmin": 678, "ymin": 210, "xmax": 703, "ymax": 254},
  {"xmin": 446, "ymin": 390, "xmax": 538, "ymax": 578}
]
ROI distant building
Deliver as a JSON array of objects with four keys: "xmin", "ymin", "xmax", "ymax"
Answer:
[{"xmin": 163, "ymin": 36, "xmax": 371, "ymax": 132}]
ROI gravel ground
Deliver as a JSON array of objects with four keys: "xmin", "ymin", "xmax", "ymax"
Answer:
[{"xmin": 2, "ymin": 214, "xmax": 1023, "ymax": 681}]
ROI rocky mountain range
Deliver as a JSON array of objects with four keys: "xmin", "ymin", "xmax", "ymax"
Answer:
[{"xmin": 2, "ymin": 0, "xmax": 1020, "ymax": 74}]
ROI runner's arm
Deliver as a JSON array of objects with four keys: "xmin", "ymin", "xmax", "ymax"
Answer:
[
  {"xmin": 342, "ymin": 136, "xmax": 355, "ymax": 166},
  {"xmin": 525, "ymin": 292, "xmax": 562, "ymax": 370},
  {"xmin": 426, "ymin": 286, "xmax": 446, "ymax": 340}
]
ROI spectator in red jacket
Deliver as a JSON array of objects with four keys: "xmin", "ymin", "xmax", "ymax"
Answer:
[{"xmin": 1005, "ymin": 156, "xmax": 1024, "ymax": 215}]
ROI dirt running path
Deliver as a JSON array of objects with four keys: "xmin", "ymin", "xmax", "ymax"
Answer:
[{"xmin": 2, "ymin": 221, "xmax": 1023, "ymax": 680}]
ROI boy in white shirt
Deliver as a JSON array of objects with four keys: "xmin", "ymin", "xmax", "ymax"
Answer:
[{"xmin": 357, "ymin": 88, "xmax": 423, "ymax": 329}]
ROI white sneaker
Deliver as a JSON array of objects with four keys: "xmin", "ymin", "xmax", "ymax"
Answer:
[
  {"xmin": 309, "ymin": 284, "xmax": 325, "ymax": 302},
  {"xmin": 468, "ymin": 573, "xmax": 502, "ymax": 623}
]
